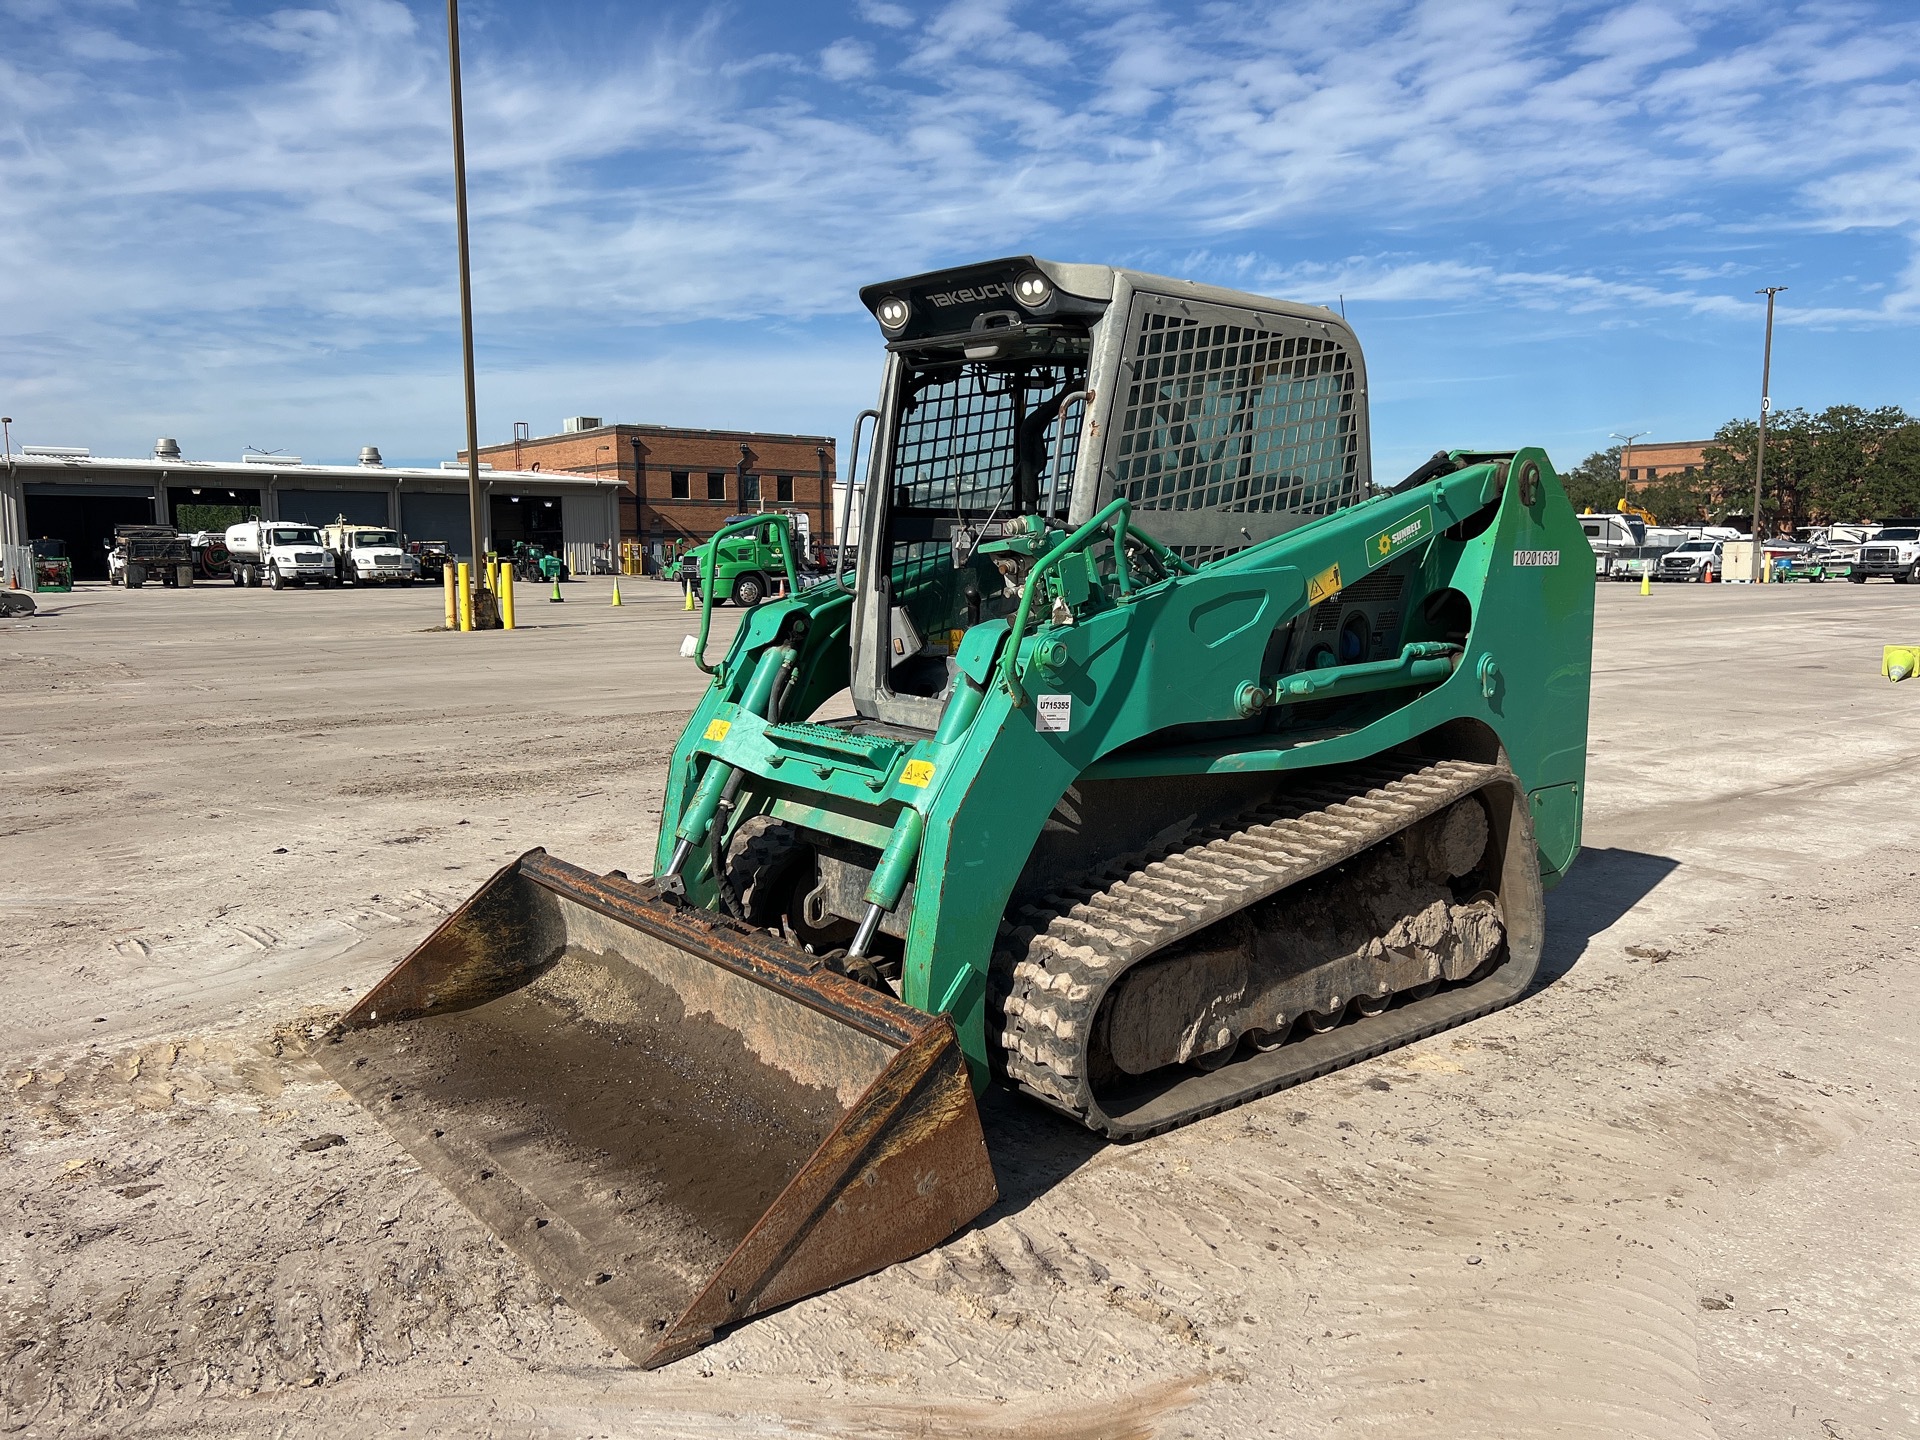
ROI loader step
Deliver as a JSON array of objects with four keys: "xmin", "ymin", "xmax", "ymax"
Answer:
[{"xmin": 995, "ymin": 758, "xmax": 1542, "ymax": 1140}]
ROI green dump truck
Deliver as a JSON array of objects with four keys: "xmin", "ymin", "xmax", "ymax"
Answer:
[{"xmin": 680, "ymin": 512, "xmax": 813, "ymax": 607}]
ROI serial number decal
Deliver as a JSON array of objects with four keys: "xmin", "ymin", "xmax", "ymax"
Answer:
[
  {"xmin": 900, "ymin": 759, "xmax": 937, "ymax": 788},
  {"xmin": 1035, "ymin": 694, "xmax": 1072, "ymax": 734},
  {"xmin": 703, "ymin": 718, "xmax": 732, "ymax": 741},
  {"xmin": 1512, "ymin": 550, "xmax": 1561, "ymax": 567},
  {"xmin": 1366, "ymin": 507, "xmax": 1434, "ymax": 568}
]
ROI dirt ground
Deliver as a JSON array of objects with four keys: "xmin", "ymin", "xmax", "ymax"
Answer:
[{"xmin": 3, "ymin": 577, "xmax": 1916, "ymax": 1440}]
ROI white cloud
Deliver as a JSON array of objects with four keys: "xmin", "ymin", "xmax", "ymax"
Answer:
[
  {"xmin": 857, "ymin": 1, "xmax": 916, "ymax": 28},
  {"xmin": 821, "ymin": 37, "xmax": 874, "ymax": 80},
  {"xmin": 62, "ymin": 25, "xmax": 161, "ymax": 62},
  {"xmin": 1571, "ymin": 2, "xmax": 1699, "ymax": 65},
  {"xmin": 3, "ymin": 0, "xmax": 1918, "ymax": 463}
]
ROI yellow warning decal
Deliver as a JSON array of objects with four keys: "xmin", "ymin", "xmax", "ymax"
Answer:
[
  {"xmin": 1308, "ymin": 562, "xmax": 1343, "ymax": 606},
  {"xmin": 901, "ymin": 759, "xmax": 936, "ymax": 788},
  {"xmin": 703, "ymin": 718, "xmax": 732, "ymax": 742}
]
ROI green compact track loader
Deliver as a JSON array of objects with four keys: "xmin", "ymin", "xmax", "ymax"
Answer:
[{"xmin": 321, "ymin": 257, "xmax": 1594, "ymax": 1369}]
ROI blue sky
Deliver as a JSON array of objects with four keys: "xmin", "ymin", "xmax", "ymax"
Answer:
[{"xmin": 3, "ymin": 0, "xmax": 1918, "ymax": 481}]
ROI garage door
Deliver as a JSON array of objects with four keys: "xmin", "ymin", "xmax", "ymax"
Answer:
[
  {"xmin": 24, "ymin": 486, "xmax": 159, "ymax": 580},
  {"xmin": 400, "ymin": 493, "xmax": 472, "ymax": 556},
  {"xmin": 278, "ymin": 490, "xmax": 389, "ymax": 527}
]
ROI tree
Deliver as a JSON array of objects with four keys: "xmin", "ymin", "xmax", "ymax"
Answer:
[
  {"xmin": 1561, "ymin": 406, "xmax": 1920, "ymax": 530},
  {"xmin": 1702, "ymin": 411, "xmax": 1816, "ymax": 534},
  {"xmin": 1558, "ymin": 446, "xmax": 1626, "ymax": 514},
  {"xmin": 1805, "ymin": 406, "xmax": 1909, "ymax": 522},
  {"xmin": 1636, "ymin": 473, "xmax": 1711, "ymax": 525},
  {"xmin": 1851, "ymin": 412, "xmax": 1920, "ymax": 520}
]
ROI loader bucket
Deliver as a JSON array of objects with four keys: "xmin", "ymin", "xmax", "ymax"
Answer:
[{"xmin": 314, "ymin": 849, "xmax": 996, "ymax": 1369}]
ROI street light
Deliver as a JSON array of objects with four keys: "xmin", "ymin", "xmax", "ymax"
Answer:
[
  {"xmin": 1610, "ymin": 430, "xmax": 1648, "ymax": 493},
  {"xmin": 1753, "ymin": 287, "xmax": 1787, "ymax": 575}
]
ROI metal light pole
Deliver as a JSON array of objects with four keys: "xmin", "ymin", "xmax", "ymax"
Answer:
[
  {"xmin": 1610, "ymin": 430, "xmax": 1647, "ymax": 494},
  {"xmin": 1753, "ymin": 286, "xmax": 1787, "ymax": 579},
  {"xmin": 447, "ymin": 0, "xmax": 494, "ymax": 625}
]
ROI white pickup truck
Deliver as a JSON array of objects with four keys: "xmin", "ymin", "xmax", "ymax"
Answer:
[
  {"xmin": 1852, "ymin": 526, "xmax": 1920, "ymax": 583},
  {"xmin": 1655, "ymin": 536, "xmax": 1730, "ymax": 582},
  {"xmin": 320, "ymin": 521, "xmax": 417, "ymax": 586},
  {"xmin": 225, "ymin": 520, "xmax": 337, "ymax": 589}
]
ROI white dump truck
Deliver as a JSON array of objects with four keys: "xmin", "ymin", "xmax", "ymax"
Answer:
[
  {"xmin": 319, "ymin": 520, "xmax": 417, "ymax": 586},
  {"xmin": 224, "ymin": 520, "xmax": 337, "ymax": 589}
]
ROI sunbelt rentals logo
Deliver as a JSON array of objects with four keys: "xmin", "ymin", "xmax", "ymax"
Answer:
[{"xmin": 1366, "ymin": 507, "xmax": 1434, "ymax": 568}]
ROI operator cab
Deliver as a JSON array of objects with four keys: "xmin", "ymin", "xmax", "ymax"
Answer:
[{"xmin": 845, "ymin": 256, "xmax": 1371, "ymax": 733}]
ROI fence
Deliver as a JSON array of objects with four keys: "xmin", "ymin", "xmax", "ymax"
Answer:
[
  {"xmin": 564, "ymin": 541, "xmax": 619, "ymax": 578},
  {"xmin": 1, "ymin": 545, "xmax": 33, "ymax": 592}
]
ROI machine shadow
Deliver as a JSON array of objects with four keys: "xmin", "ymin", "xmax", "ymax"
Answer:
[
  {"xmin": 976, "ymin": 845, "xmax": 1682, "ymax": 1222},
  {"xmin": 974, "ymin": 1087, "xmax": 1111, "ymax": 1226},
  {"xmin": 1533, "ymin": 845, "xmax": 1681, "ymax": 990}
]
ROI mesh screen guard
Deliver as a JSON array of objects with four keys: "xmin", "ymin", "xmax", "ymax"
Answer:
[
  {"xmin": 1106, "ymin": 299, "xmax": 1366, "ymax": 562},
  {"xmin": 891, "ymin": 358, "xmax": 1086, "ymax": 519}
]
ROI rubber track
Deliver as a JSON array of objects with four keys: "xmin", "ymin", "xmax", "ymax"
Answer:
[{"xmin": 996, "ymin": 758, "xmax": 1506, "ymax": 1139}]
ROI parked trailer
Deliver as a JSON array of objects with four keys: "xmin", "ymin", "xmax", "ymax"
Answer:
[{"xmin": 1577, "ymin": 512, "xmax": 1643, "ymax": 578}]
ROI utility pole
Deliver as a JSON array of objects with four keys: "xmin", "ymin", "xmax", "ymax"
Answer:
[
  {"xmin": 1753, "ymin": 286, "xmax": 1787, "ymax": 580},
  {"xmin": 447, "ymin": 0, "xmax": 495, "ymax": 625}
]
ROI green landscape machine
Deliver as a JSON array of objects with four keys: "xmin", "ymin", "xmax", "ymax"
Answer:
[
  {"xmin": 31, "ymin": 538, "xmax": 73, "ymax": 592},
  {"xmin": 511, "ymin": 540, "xmax": 568, "ymax": 583},
  {"xmin": 322, "ymin": 257, "xmax": 1594, "ymax": 1369}
]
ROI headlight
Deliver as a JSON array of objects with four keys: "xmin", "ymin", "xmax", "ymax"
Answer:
[
  {"xmin": 875, "ymin": 296, "xmax": 911, "ymax": 334},
  {"xmin": 1012, "ymin": 270, "xmax": 1053, "ymax": 309}
]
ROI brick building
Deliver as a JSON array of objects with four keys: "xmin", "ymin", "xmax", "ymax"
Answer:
[
  {"xmin": 1619, "ymin": 439, "xmax": 1709, "ymax": 489},
  {"xmin": 469, "ymin": 418, "xmax": 837, "ymax": 567}
]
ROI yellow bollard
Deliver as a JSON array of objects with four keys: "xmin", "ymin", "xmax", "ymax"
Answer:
[
  {"xmin": 500, "ymin": 563, "xmax": 515, "ymax": 630},
  {"xmin": 1640, "ymin": 568, "xmax": 1651, "ymax": 596},
  {"xmin": 610, "ymin": 578, "xmax": 623, "ymax": 607},
  {"xmin": 443, "ymin": 562, "xmax": 457, "ymax": 629},
  {"xmin": 1883, "ymin": 645, "xmax": 1919, "ymax": 683},
  {"xmin": 457, "ymin": 562, "xmax": 473, "ymax": 632}
]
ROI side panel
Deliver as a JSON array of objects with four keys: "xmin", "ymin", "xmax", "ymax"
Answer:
[{"xmin": 903, "ymin": 451, "xmax": 1591, "ymax": 1072}]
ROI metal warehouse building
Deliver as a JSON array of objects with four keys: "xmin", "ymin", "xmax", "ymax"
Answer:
[{"xmin": 0, "ymin": 439, "xmax": 623, "ymax": 581}]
